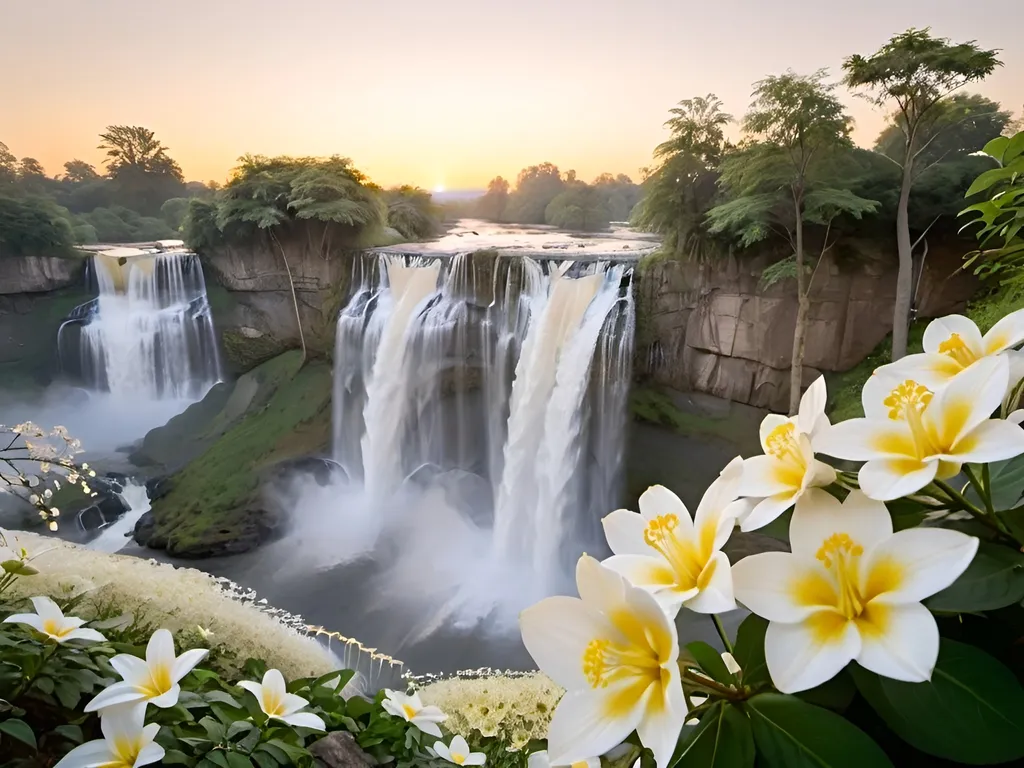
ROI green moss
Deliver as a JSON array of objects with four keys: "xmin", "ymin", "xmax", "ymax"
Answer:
[
  {"xmin": 966, "ymin": 284, "xmax": 1024, "ymax": 333},
  {"xmin": 220, "ymin": 328, "xmax": 289, "ymax": 374},
  {"xmin": 147, "ymin": 352, "xmax": 333, "ymax": 556},
  {"xmin": 630, "ymin": 386, "xmax": 754, "ymax": 443},
  {"xmin": 0, "ymin": 286, "xmax": 92, "ymax": 389}
]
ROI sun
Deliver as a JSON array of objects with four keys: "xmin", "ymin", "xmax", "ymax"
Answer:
[{"xmin": 433, "ymin": 184, "xmax": 446, "ymax": 194}]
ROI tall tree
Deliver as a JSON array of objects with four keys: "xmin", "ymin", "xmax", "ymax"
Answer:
[
  {"xmin": 17, "ymin": 158, "xmax": 48, "ymax": 194},
  {"xmin": 477, "ymin": 176, "xmax": 510, "ymax": 221},
  {"xmin": 506, "ymin": 163, "xmax": 564, "ymax": 224},
  {"xmin": 632, "ymin": 94, "xmax": 732, "ymax": 262},
  {"xmin": 843, "ymin": 28, "xmax": 1001, "ymax": 360},
  {"xmin": 98, "ymin": 125, "xmax": 186, "ymax": 215},
  {"xmin": 707, "ymin": 71, "xmax": 879, "ymax": 414},
  {"xmin": 61, "ymin": 159, "xmax": 101, "ymax": 183},
  {"xmin": 0, "ymin": 142, "xmax": 18, "ymax": 188}
]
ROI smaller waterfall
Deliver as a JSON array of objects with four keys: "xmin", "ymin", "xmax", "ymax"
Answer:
[
  {"xmin": 90, "ymin": 481, "xmax": 151, "ymax": 553},
  {"xmin": 62, "ymin": 252, "xmax": 221, "ymax": 399}
]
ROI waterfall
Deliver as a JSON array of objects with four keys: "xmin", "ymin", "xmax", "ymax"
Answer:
[
  {"xmin": 330, "ymin": 252, "xmax": 634, "ymax": 591},
  {"xmin": 90, "ymin": 481, "xmax": 151, "ymax": 553},
  {"xmin": 60, "ymin": 251, "xmax": 221, "ymax": 399}
]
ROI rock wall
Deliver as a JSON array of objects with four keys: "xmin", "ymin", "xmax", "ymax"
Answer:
[
  {"xmin": 201, "ymin": 232, "xmax": 358, "ymax": 373},
  {"xmin": 636, "ymin": 239, "xmax": 977, "ymax": 411},
  {"xmin": 0, "ymin": 256, "xmax": 89, "ymax": 388}
]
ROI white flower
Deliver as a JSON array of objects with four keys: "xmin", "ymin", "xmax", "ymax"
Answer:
[
  {"xmin": 85, "ymin": 628, "xmax": 208, "ymax": 712},
  {"xmin": 818, "ymin": 355, "xmax": 1024, "ymax": 500},
  {"xmin": 601, "ymin": 457, "xmax": 745, "ymax": 616},
  {"xmin": 520, "ymin": 555, "xmax": 685, "ymax": 768},
  {"xmin": 433, "ymin": 735, "xmax": 486, "ymax": 766},
  {"xmin": 527, "ymin": 750, "xmax": 599, "ymax": 768},
  {"xmin": 721, "ymin": 652, "xmax": 741, "ymax": 676},
  {"xmin": 732, "ymin": 489, "xmax": 978, "ymax": 693},
  {"xmin": 238, "ymin": 668, "xmax": 326, "ymax": 730},
  {"xmin": 197, "ymin": 625, "xmax": 215, "ymax": 640},
  {"xmin": 878, "ymin": 311, "xmax": 1024, "ymax": 394},
  {"xmin": 737, "ymin": 376, "xmax": 837, "ymax": 531},
  {"xmin": 55, "ymin": 704, "xmax": 164, "ymax": 768},
  {"xmin": 3, "ymin": 596, "xmax": 106, "ymax": 644},
  {"xmin": 382, "ymin": 688, "xmax": 447, "ymax": 737}
]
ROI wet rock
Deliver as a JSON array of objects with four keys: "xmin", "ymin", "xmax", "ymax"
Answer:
[
  {"xmin": 310, "ymin": 731, "xmax": 374, "ymax": 768},
  {"xmin": 145, "ymin": 476, "xmax": 173, "ymax": 501}
]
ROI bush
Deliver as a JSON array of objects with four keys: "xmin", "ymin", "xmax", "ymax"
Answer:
[{"xmin": 0, "ymin": 195, "xmax": 74, "ymax": 257}]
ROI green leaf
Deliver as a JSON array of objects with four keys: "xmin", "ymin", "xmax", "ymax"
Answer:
[
  {"xmin": 967, "ymin": 457, "xmax": 1024, "ymax": 510},
  {"xmin": 966, "ymin": 165, "xmax": 1018, "ymax": 197},
  {"xmin": 0, "ymin": 718, "xmax": 37, "ymax": 750},
  {"xmin": 52, "ymin": 724, "xmax": 83, "ymax": 744},
  {"xmin": 732, "ymin": 615, "xmax": 770, "ymax": 689},
  {"xmin": 226, "ymin": 721, "xmax": 254, "ymax": 741},
  {"xmin": 1005, "ymin": 132, "xmax": 1024, "ymax": 164},
  {"xmin": 204, "ymin": 752, "xmax": 230, "ymax": 768},
  {"xmin": 225, "ymin": 753, "xmax": 254, "ymax": 768},
  {"xmin": 794, "ymin": 670, "xmax": 856, "ymax": 713},
  {"xmin": 251, "ymin": 753, "xmax": 278, "ymax": 768},
  {"xmin": 926, "ymin": 542, "xmax": 1024, "ymax": 612},
  {"xmin": 33, "ymin": 676, "xmax": 54, "ymax": 695},
  {"xmin": 200, "ymin": 717, "xmax": 226, "ymax": 743},
  {"xmin": 54, "ymin": 681, "xmax": 82, "ymax": 710},
  {"xmin": 982, "ymin": 136, "xmax": 1011, "ymax": 162},
  {"xmin": 685, "ymin": 641, "xmax": 735, "ymax": 684},
  {"xmin": 851, "ymin": 640, "xmax": 1024, "ymax": 764},
  {"xmin": 671, "ymin": 702, "xmax": 754, "ymax": 767},
  {"xmin": 745, "ymin": 693, "xmax": 892, "ymax": 768},
  {"xmin": 163, "ymin": 750, "xmax": 198, "ymax": 766}
]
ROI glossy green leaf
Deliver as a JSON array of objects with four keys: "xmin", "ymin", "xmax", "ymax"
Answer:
[
  {"xmin": 745, "ymin": 693, "xmax": 892, "ymax": 768},
  {"xmin": 732, "ymin": 614, "xmax": 770, "ymax": 689},
  {"xmin": 251, "ymin": 753, "xmax": 277, "ymax": 768},
  {"xmin": 851, "ymin": 640, "xmax": 1024, "ymax": 764},
  {"xmin": 968, "ymin": 456, "xmax": 1024, "ymax": 510},
  {"xmin": 203, "ymin": 752, "xmax": 230, "ymax": 768},
  {"xmin": 671, "ymin": 702, "xmax": 754, "ymax": 768},
  {"xmin": 163, "ymin": 750, "xmax": 198, "ymax": 767},
  {"xmin": 1004, "ymin": 132, "xmax": 1024, "ymax": 164},
  {"xmin": 795, "ymin": 669, "xmax": 856, "ymax": 712},
  {"xmin": 966, "ymin": 166, "xmax": 1018, "ymax": 197},
  {"xmin": 52, "ymin": 724, "xmax": 83, "ymax": 744},
  {"xmin": 0, "ymin": 718, "xmax": 37, "ymax": 750},
  {"xmin": 225, "ymin": 753, "xmax": 254, "ymax": 768},
  {"xmin": 926, "ymin": 542, "xmax": 1024, "ymax": 612},
  {"xmin": 685, "ymin": 641, "xmax": 735, "ymax": 684},
  {"xmin": 982, "ymin": 135, "xmax": 1011, "ymax": 161}
]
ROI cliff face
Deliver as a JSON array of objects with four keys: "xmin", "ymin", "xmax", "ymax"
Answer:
[
  {"xmin": 636, "ymin": 240, "xmax": 976, "ymax": 411},
  {"xmin": 0, "ymin": 256, "xmax": 89, "ymax": 388}
]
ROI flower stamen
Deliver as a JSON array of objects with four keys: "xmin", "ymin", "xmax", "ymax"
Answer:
[{"xmin": 937, "ymin": 333, "xmax": 977, "ymax": 368}]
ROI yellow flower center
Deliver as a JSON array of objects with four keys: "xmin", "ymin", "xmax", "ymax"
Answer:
[
  {"xmin": 883, "ymin": 379, "xmax": 940, "ymax": 459},
  {"xmin": 261, "ymin": 688, "xmax": 285, "ymax": 716},
  {"xmin": 815, "ymin": 533, "xmax": 865, "ymax": 620},
  {"xmin": 582, "ymin": 637, "xmax": 661, "ymax": 689},
  {"xmin": 402, "ymin": 703, "xmax": 418, "ymax": 720},
  {"xmin": 765, "ymin": 422, "xmax": 803, "ymax": 464},
  {"xmin": 571, "ymin": 762, "xmax": 591, "ymax": 768},
  {"xmin": 41, "ymin": 619, "xmax": 73, "ymax": 638},
  {"xmin": 100, "ymin": 735, "xmax": 141, "ymax": 768},
  {"xmin": 138, "ymin": 662, "xmax": 173, "ymax": 699},
  {"xmin": 643, "ymin": 514, "xmax": 708, "ymax": 590},
  {"xmin": 937, "ymin": 333, "xmax": 977, "ymax": 368},
  {"xmin": 451, "ymin": 753, "xmax": 467, "ymax": 765}
]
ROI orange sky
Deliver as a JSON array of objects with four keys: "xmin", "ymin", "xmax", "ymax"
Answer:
[{"xmin": 1, "ymin": 0, "xmax": 1020, "ymax": 191}]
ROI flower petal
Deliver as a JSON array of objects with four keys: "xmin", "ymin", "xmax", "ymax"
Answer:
[
  {"xmin": 171, "ymin": 648, "xmax": 209, "ymax": 682},
  {"xmin": 790, "ymin": 489, "xmax": 892, "ymax": 560},
  {"xmin": 60, "ymin": 627, "xmax": 107, "ymax": 644},
  {"xmin": 136, "ymin": 742, "xmax": 167, "ymax": 768},
  {"xmin": 928, "ymin": 355, "xmax": 1008, "ymax": 447},
  {"xmin": 84, "ymin": 681, "xmax": 146, "ymax": 713},
  {"xmin": 602, "ymin": 509, "xmax": 650, "ymax": 556},
  {"xmin": 693, "ymin": 456, "xmax": 744, "ymax": 550},
  {"xmin": 149, "ymin": 683, "xmax": 181, "ymax": 709},
  {"xmin": 683, "ymin": 551, "xmax": 735, "ymax": 614},
  {"xmin": 738, "ymin": 493, "xmax": 796, "ymax": 533},
  {"xmin": 576, "ymin": 554, "xmax": 631, "ymax": 619},
  {"xmin": 864, "ymin": 527, "xmax": 978, "ymax": 605},
  {"xmin": 602, "ymin": 555, "xmax": 678, "ymax": 592},
  {"xmin": 30, "ymin": 596, "xmax": 63, "ymax": 623},
  {"xmin": 146, "ymin": 628, "xmax": 176, "ymax": 671},
  {"xmin": 732, "ymin": 552, "xmax": 833, "ymax": 622},
  {"xmin": 945, "ymin": 419, "xmax": 1024, "ymax": 464},
  {"xmin": 110, "ymin": 654, "xmax": 150, "ymax": 684},
  {"xmin": 3, "ymin": 613, "xmax": 45, "ymax": 633},
  {"xmin": 464, "ymin": 754, "xmax": 487, "ymax": 767},
  {"xmin": 797, "ymin": 376, "xmax": 829, "ymax": 437},
  {"xmin": 635, "ymin": 668, "xmax": 687, "ymax": 768},
  {"xmin": 279, "ymin": 711, "xmax": 326, "ymax": 730},
  {"xmin": 858, "ymin": 458, "xmax": 938, "ymax": 501},
  {"xmin": 638, "ymin": 486, "xmax": 694, "ymax": 539},
  {"xmin": 873, "ymin": 355, "xmax": 962, "ymax": 398},
  {"xmin": 738, "ymin": 455, "xmax": 799, "ymax": 499},
  {"xmin": 527, "ymin": 752, "xmax": 550, "ymax": 768},
  {"xmin": 923, "ymin": 314, "xmax": 983, "ymax": 356},
  {"xmin": 759, "ymin": 414, "xmax": 793, "ymax": 451},
  {"xmin": 413, "ymin": 718, "xmax": 444, "ymax": 738},
  {"xmin": 281, "ymin": 692, "xmax": 312, "ymax": 716},
  {"xmin": 237, "ymin": 681, "xmax": 263, "ymax": 700},
  {"xmin": 520, "ymin": 595, "xmax": 609, "ymax": 690},
  {"xmin": 262, "ymin": 669, "xmax": 287, "ymax": 700},
  {"xmin": 450, "ymin": 736, "xmax": 471, "ymax": 757},
  {"xmin": 855, "ymin": 601, "xmax": 938, "ymax": 683},
  {"xmin": 982, "ymin": 307, "xmax": 1024, "ymax": 355},
  {"xmin": 765, "ymin": 613, "xmax": 860, "ymax": 693},
  {"xmin": 52, "ymin": 739, "xmax": 115, "ymax": 768},
  {"xmin": 815, "ymin": 419, "xmax": 916, "ymax": 462},
  {"xmin": 546, "ymin": 686, "xmax": 646, "ymax": 767}
]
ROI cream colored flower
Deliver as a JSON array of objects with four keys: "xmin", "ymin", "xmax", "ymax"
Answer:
[
  {"xmin": 433, "ymin": 735, "xmax": 486, "ymax": 766},
  {"xmin": 520, "ymin": 556, "xmax": 685, "ymax": 768},
  {"xmin": 601, "ymin": 457, "xmax": 744, "ymax": 616},
  {"xmin": 818, "ymin": 356, "xmax": 1024, "ymax": 500},
  {"xmin": 879, "ymin": 311, "xmax": 1024, "ymax": 394},
  {"xmin": 732, "ymin": 489, "xmax": 977, "ymax": 693},
  {"xmin": 527, "ymin": 751, "xmax": 599, "ymax": 768},
  {"xmin": 3, "ymin": 596, "xmax": 106, "ymax": 644},
  {"xmin": 382, "ymin": 688, "xmax": 447, "ymax": 737},
  {"xmin": 737, "ymin": 376, "xmax": 837, "ymax": 531},
  {"xmin": 239, "ymin": 669, "xmax": 325, "ymax": 730},
  {"xmin": 54, "ymin": 704, "xmax": 163, "ymax": 768},
  {"xmin": 85, "ymin": 628, "xmax": 208, "ymax": 712}
]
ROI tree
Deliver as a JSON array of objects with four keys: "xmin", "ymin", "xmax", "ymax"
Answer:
[
  {"xmin": 0, "ymin": 142, "xmax": 17, "ymax": 188},
  {"xmin": 61, "ymin": 160, "xmax": 100, "ymax": 183},
  {"xmin": 385, "ymin": 186, "xmax": 440, "ymax": 240},
  {"xmin": 98, "ymin": 126, "xmax": 186, "ymax": 215},
  {"xmin": 843, "ymin": 28, "xmax": 1001, "ymax": 360},
  {"xmin": 477, "ymin": 176, "xmax": 510, "ymax": 221},
  {"xmin": 707, "ymin": 71, "xmax": 879, "ymax": 414},
  {"xmin": 506, "ymin": 163, "xmax": 564, "ymax": 223},
  {"xmin": 160, "ymin": 197, "xmax": 191, "ymax": 231},
  {"xmin": 0, "ymin": 195, "xmax": 74, "ymax": 256},
  {"xmin": 593, "ymin": 173, "xmax": 642, "ymax": 221},
  {"xmin": 632, "ymin": 94, "xmax": 732, "ymax": 262},
  {"xmin": 17, "ymin": 158, "xmax": 49, "ymax": 195},
  {"xmin": 545, "ymin": 184, "xmax": 611, "ymax": 231}
]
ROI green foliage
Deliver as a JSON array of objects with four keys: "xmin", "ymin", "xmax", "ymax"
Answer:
[
  {"xmin": 505, "ymin": 163, "xmax": 565, "ymax": 224},
  {"xmin": 385, "ymin": 186, "xmax": 441, "ymax": 240},
  {"xmin": 476, "ymin": 176, "xmax": 510, "ymax": 221},
  {"xmin": 162, "ymin": 197, "xmax": 192, "ymax": 232},
  {"xmin": 0, "ymin": 195, "xmax": 74, "ymax": 257},
  {"xmin": 544, "ymin": 184, "xmax": 610, "ymax": 231},
  {"xmin": 672, "ymin": 702, "xmax": 753, "ymax": 767},
  {"xmin": 79, "ymin": 205, "xmax": 176, "ymax": 243}
]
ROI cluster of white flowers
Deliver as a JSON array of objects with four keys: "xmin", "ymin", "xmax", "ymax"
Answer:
[
  {"xmin": 8, "ymin": 531, "xmax": 339, "ymax": 679},
  {"xmin": 520, "ymin": 310, "xmax": 1024, "ymax": 768}
]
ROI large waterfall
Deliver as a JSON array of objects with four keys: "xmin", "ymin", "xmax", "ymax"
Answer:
[
  {"xmin": 59, "ymin": 251, "xmax": 221, "ymax": 399},
  {"xmin": 329, "ymin": 251, "xmax": 634, "ymax": 601}
]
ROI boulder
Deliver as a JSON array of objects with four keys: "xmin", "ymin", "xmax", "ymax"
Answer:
[{"xmin": 309, "ymin": 731, "xmax": 375, "ymax": 768}]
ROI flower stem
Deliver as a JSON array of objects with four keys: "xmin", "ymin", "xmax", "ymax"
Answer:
[
  {"xmin": 964, "ymin": 465, "xmax": 994, "ymax": 515},
  {"xmin": 680, "ymin": 667, "xmax": 743, "ymax": 700},
  {"xmin": 934, "ymin": 479, "xmax": 1016, "ymax": 541},
  {"xmin": 711, "ymin": 614, "xmax": 734, "ymax": 655}
]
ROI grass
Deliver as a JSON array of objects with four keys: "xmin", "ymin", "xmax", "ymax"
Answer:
[
  {"xmin": 147, "ymin": 351, "xmax": 334, "ymax": 556},
  {"xmin": 630, "ymin": 386, "xmax": 757, "ymax": 443}
]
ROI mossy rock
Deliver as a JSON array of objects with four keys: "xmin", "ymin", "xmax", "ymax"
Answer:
[
  {"xmin": 0, "ymin": 286, "xmax": 92, "ymax": 390},
  {"xmin": 220, "ymin": 328, "xmax": 290, "ymax": 373},
  {"xmin": 143, "ymin": 351, "xmax": 334, "ymax": 557}
]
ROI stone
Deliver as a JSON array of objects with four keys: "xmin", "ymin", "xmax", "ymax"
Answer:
[{"xmin": 309, "ymin": 731, "xmax": 375, "ymax": 768}]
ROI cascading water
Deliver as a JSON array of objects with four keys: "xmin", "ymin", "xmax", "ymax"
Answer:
[
  {"xmin": 60, "ymin": 251, "xmax": 221, "ymax": 399},
  {"xmin": 328, "ymin": 251, "xmax": 634, "ymax": 601}
]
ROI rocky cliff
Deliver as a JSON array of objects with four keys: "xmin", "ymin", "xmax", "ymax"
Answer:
[
  {"xmin": 635, "ymin": 240, "xmax": 976, "ymax": 411},
  {"xmin": 0, "ymin": 255, "xmax": 89, "ymax": 388}
]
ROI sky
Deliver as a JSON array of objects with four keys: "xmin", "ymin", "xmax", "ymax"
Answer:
[{"xmin": 1, "ymin": 0, "xmax": 1021, "ymax": 191}]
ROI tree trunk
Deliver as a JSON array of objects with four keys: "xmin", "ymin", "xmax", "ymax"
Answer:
[
  {"xmin": 892, "ymin": 152, "xmax": 915, "ymax": 361},
  {"xmin": 789, "ymin": 202, "xmax": 807, "ymax": 416},
  {"xmin": 271, "ymin": 230, "xmax": 307, "ymax": 365}
]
